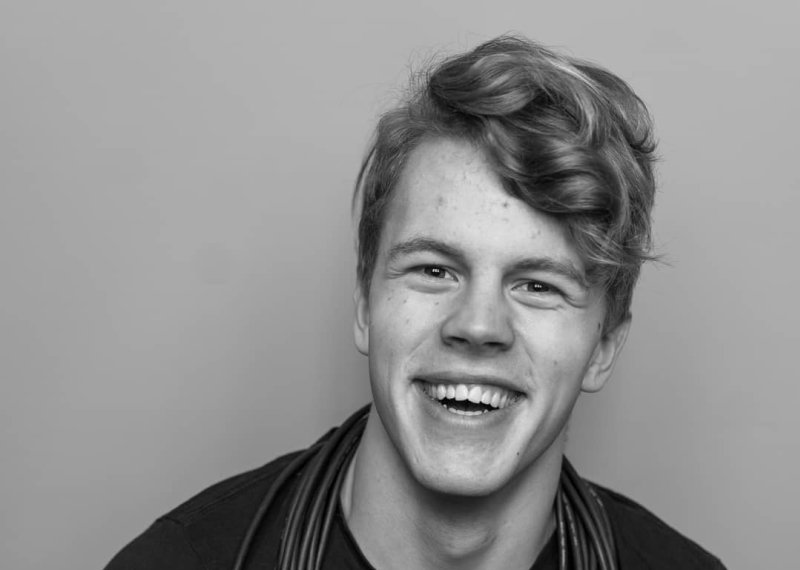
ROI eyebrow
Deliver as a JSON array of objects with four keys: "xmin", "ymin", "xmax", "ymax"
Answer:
[
  {"xmin": 387, "ymin": 237, "xmax": 466, "ymax": 266},
  {"xmin": 386, "ymin": 236, "xmax": 589, "ymax": 289},
  {"xmin": 507, "ymin": 257, "xmax": 588, "ymax": 289}
]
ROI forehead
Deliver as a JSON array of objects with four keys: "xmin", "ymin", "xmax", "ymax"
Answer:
[{"xmin": 380, "ymin": 137, "xmax": 583, "ymax": 271}]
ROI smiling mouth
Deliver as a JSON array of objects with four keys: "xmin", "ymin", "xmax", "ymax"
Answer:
[{"xmin": 417, "ymin": 380, "xmax": 523, "ymax": 416}]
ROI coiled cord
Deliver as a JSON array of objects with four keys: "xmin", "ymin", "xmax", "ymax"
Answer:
[{"xmin": 232, "ymin": 405, "xmax": 617, "ymax": 570}]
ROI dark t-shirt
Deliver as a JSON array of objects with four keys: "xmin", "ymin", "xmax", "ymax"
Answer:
[{"xmin": 106, "ymin": 445, "xmax": 726, "ymax": 570}]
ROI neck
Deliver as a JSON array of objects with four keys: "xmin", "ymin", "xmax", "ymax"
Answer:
[{"xmin": 340, "ymin": 411, "xmax": 564, "ymax": 570}]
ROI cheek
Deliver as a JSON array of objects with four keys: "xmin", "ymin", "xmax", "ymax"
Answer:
[
  {"xmin": 373, "ymin": 290, "xmax": 437, "ymax": 334},
  {"xmin": 367, "ymin": 312, "xmax": 409, "ymax": 383},
  {"xmin": 368, "ymin": 294, "xmax": 445, "ymax": 377},
  {"xmin": 516, "ymin": 319, "xmax": 596, "ymax": 384}
]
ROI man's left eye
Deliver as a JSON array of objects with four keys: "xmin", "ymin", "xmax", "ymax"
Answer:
[
  {"xmin": 520, "ymin": 281, "xmax": 554, "ymax": 294},
  {"xmin": 421, "ymin": 266, "xmax": 454, "ymax": 280}
]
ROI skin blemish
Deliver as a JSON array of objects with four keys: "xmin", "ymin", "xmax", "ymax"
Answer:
[{"xmin": 502, "ymin": 201, "xmax": 509, "ymax": 208}]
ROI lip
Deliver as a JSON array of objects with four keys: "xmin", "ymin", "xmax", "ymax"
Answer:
[{"xmin": 413, "ymin": 371, "xmax": 526, "ymax": 397}]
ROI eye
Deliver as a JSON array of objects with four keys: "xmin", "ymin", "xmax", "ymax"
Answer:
[
  {"xmin": 518, "ymin": 280, "xmax": 557, "ymax": 294},
  {"xmin": 420, "ymin": 265, "xmax": 455, "ymax": 280}
]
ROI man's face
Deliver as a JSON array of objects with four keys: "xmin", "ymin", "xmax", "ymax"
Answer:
[{"xmin": 354, "ymin": 137, "xmax": 629, "ymax": 497}]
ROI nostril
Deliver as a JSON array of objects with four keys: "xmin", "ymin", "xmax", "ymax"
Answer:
[
  {"xmin": 442, "ymin": 334, "xmax": 513, "ymax": 352},
  {"xmin": 439, "ymin": 289, "xmax": 514, "ymax": 348}
]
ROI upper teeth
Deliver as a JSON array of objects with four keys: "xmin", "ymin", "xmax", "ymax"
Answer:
[{"xmin": 421, "ymin": 382, "xmax": 518, "ymax": 409}]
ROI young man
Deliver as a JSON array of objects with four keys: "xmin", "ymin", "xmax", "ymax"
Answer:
[{"xmin": 107, "ymin": 36, "xmax": 726, "ymax": 569}]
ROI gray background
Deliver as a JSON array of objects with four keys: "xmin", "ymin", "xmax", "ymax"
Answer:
[{"xmin": 2, "ymin": 1, "xmax": 797, "ymax": 568}]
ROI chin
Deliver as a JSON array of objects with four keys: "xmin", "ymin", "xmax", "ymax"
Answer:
[
  {"xmin": 399, "ymin": 417, "xmax": 568, "ymax": 503},
  {"xmin": 418, "ymin": 470, "xmax": 509, "ymax": 498},
  {"xmin": 404, "ymin": 439, "xmax": 523, "ymax": 499}
]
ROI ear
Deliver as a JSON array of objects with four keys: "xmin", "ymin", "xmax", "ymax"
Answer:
[
  {"xmin": 353, "ymin": 285, "xmax": 370, "ymax": 356},
  {"xmin": 581, "ymin": 317, "xmax": 631, "ymax": 393}
]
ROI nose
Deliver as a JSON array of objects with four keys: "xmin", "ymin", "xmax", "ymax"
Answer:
[{"xmin": 440, "ymin": 283, "xmax": 514, "ymax": 352}]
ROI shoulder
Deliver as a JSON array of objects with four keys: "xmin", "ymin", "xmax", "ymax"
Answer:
[
  {"xmin": 591, "ymin": 484, "xmax": 727, "ymax": 570},
  {"xmin": 105, "ymin": 450, "xmax": 303, "ymax": 570}
]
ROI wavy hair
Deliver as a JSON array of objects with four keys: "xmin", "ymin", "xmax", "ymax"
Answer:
[{"xmin": 354, "ymin": 35, "xmax": 658, "ymax": 332}]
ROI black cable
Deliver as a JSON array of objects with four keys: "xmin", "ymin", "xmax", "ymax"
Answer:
[
  {"xmin": 563, "ymin": 475, "xmax": 599, "ymax": 568},
  {"xmin": 586, "ymin": 544, "xmax": 596, "ymax": 570},
  {"xmin": 284, "ymin": 440, "xmax": 329, "ymax": 570},
  {"xmin": 232, "ymin": 405, "xmax": 618, "ymax": 570},
  {"xmin": 561, "ymin": 491, "xmax": 584, "ymax": 569},
  {"xmin": 231, "ymin": 442, "xmax": 322, "ymax": 570},
  {"xmin": 562, "ymin": 459, "xmax": 618, "ymax": 570},
  {"xmin": 280, "ymin": 406, "xmax": 369, "ymax": 570},
  {"xmin": 312, "ymin": 446, "xmax": 356, "ymax": 570},
  {"xmin": 561, "ymin": 459, "xmax": 619, "ymax": 570},
  {"xmin": 563, "ymin": 475, "xmax": 604, "ymax": 570},
  {"xmin": 282, "ymin": 446, "xmax": 324, "ymax": 569},
  {"xmin": 563, "ymin": 460, "xmax": 613, "ymax": 554},
  {"xmin": 301, "ymin": 412, "xmax": 364, "ymax": 569},
  {"xmin": 556, "ymin": 487, "xmax": 568, "ymax": 570},
  {"xmin": 588, "ymin": 484, "xmax": 616, "ymax": 560}
]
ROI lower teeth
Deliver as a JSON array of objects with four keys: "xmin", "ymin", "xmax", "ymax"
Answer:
[
  {"xmin": 440, "ymin": 401, "xmax": 492, "ymax": 415},
  {"xmin": 444, "ymin": 404, "xmax": 489, "ymax": 415}
]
